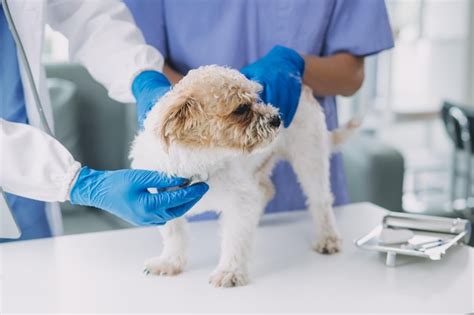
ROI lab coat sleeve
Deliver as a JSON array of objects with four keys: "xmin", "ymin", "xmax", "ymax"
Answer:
[
  {"xmin": 46, "ymin": 0, "xmax": 164, "ymax": 103},
  {"xmin": 0, "ymin": 119, "xmax": 81, "ymax": 202}
]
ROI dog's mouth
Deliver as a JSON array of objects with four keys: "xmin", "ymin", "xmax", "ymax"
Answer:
[
  {"xmin": 241, "ymin": 113, "xmax": 281, "ymax": 153},
  {"xmin": 268, "ymin": 115, "xmax": 282, "ymax": 129}
]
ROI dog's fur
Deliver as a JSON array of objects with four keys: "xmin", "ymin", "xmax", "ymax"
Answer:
[{"xmin": 130, "ymin": 65, "xmax": 349, "ymax": 287}]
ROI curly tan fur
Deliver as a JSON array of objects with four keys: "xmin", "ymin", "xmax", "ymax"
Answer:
[{"xmin": 150, "ymin": 65, "xmax": 280, "ymax": 153}]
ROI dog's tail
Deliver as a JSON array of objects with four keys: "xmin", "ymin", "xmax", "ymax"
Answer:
[{"xmin": 329, "ymin": 115, "xmax": 363, "ymax": 151}]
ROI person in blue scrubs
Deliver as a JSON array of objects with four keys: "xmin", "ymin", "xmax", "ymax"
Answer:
[{"xmin": 125, "ymin": 0, "xmax": 394, "ymax": 212}]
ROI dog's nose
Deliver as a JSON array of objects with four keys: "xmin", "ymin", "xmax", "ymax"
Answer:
[{"xmin": 269, "ymin": 115, "xmax": 281, "ymax": 128}]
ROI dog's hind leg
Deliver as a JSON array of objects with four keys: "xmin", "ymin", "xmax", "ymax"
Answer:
[
  {"xmin": 209, "ymin": 188, "xmax": 263, "ymax": 288},
  {"xmin": 284, "ymin": 88, "xmax": 342, "ymax": 254},
  {"xmin": 256, "ymin": 155, "xmax": 277, "ymax": 204},
  {"xmin": 288, "ymin": 139, "xmax": 341, "ymax": 253},
  {"xmin": 144, "ymin": 218, "xmax": 187, "ymax": 276}
]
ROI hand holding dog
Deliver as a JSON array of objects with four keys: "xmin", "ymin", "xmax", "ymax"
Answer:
[
  {"xmin": 70, "ymin": 167, "xmax": 209, "ymax": 226},
  {"xmin": 132, "ymin": 71, "xmax": 172, "ymax": 129},
  {"xmin": 241, "ymin": 45, "xmax": 305, "ymax": 127}
]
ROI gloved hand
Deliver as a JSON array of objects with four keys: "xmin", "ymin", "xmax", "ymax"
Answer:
[
  {"xmin": 241, "ymin": 45, "xmax": 305, "ymax": 127},
  {"xmin": 69, "ymin": 167, "xmax": 208, "ymax": 226},
  {"xmin": 132, "ymin": 70, "xmax": 172, "ymax": 129}
]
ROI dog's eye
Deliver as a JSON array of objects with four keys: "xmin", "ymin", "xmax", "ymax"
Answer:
[{"xmin": 233, "ymin": 104, "xmax": 251, "ymax": 115}]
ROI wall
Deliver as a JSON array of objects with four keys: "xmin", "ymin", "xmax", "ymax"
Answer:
[{"xmin": 470, "ymin": 0, "xmax": 474, "ymax": 105}]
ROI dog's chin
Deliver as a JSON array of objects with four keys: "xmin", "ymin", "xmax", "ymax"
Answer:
[
  {"xmin": 164, "ymin": 126, "xmax": 280, "ymax": 161},
  {"xmin": 243, "ymin": 129, "xmax": 280, "ymax": 155}
]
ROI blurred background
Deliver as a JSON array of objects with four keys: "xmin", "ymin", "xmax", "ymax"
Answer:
[{"xmin": 42, "ymin": 0, "xmax": 474, "ymax": 240}]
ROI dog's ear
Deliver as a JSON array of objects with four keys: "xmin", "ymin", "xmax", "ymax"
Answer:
[{"xmin": 158, "ymin": 95, "xmax": 203, "ymax": 150}]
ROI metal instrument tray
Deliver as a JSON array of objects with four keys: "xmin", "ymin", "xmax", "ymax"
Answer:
[{"xmin": 354, "ymin": 212, "xmax": 471, "ymax": 266}]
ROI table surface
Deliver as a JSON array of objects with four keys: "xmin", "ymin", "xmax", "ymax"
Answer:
[{"xmin": 1, "ymin": 203, "xmax": 472, "ymax": 313}]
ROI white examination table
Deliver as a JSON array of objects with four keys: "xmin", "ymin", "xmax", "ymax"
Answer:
[{"xmin": 1, "ymin": 203, "xmax": 472, "ymax": 313}]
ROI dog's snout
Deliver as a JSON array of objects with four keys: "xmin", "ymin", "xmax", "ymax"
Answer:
[{"xmin": 269, "ymin": 115, "xmax": 281, "ymax": 128}]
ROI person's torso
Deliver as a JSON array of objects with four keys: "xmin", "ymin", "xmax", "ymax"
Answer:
[
  {"xmin": 159, "ymin": 0, "xmax": 335, "ymax": 73},
  {"xmin": 153, "ymin": 0, "xmax": 339, "ymax": 130},
  {"xmin": 156, "ymin": 0, "xmax": 347, "ymax": 205}
]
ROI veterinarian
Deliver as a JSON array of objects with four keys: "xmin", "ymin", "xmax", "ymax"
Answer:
[
  {"xmin": 0, "ymin": 0, "xmax": 208, "ymax": 242},
  {"xmin": 125, "ymin": 0, "xmax": 394, "ymax": 211}
]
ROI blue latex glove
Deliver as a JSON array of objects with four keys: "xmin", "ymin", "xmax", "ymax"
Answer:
[
  {"xmin": 241, "ymin": 45, "xmax": 305, "ymax": 127},
  {"xmin": 69, "ymin": 167, "xmax": 208, "ymax": 226},
  {"xmin": 132, "ymin": 70, "xmax": 172, "ymax": 129}
]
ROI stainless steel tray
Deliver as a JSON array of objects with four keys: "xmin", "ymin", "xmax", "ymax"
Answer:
[{"xmin": 354, "ymin": 212, "xmax": 471, "ymax": 266}]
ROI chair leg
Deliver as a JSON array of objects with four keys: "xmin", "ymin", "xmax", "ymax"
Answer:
[
  {"xmin": 448, "ymin": 107, "xmax": 472, "ymax": 212},
  {"xmin": 450, "ymin": 149, "xmax": 457, "ymax": 206},
  {"xmin": 465, "ymin": 149, "xmax": 472, "ymax": 202}
]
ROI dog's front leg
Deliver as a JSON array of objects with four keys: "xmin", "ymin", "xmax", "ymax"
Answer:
[
  {"xmin": 144, "ymin": 217, "xmax": 187, "ymax": 276},
  {"xmin": 209, "ymin": 197, "xmax": 262, "ymax": 288}
]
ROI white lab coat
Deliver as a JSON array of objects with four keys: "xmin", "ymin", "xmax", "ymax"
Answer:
[{"xmin": 0, "ymin": 0, "xmax": 164, "ymax": 235}]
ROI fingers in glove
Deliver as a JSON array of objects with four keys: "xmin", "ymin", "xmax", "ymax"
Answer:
[
  {"xmin": 165, "ymin": 194, "xmax": 204, "ymax": 219},
  {"xmin": 132, "ymin": 169, "xmax": 189, "ymax": 190},
  {"xmin": 145, "ymin": 182, "xmax": 209, "ymax": 211}
]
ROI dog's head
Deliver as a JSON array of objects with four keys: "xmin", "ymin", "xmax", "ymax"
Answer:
[{"xmin": 148, "ymin": 65, "xmax": 281, "ymax": 154}]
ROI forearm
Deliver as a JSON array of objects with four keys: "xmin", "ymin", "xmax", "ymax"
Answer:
[
  {"xmin": 47, "ymin": 0, "xmax": 164, "ymax": 103},
  {"xmin": 163, "ymin": 53, "xmax": 364, "ymax": 97},
  {"xmin": 0, "ymin": 120, "xmax": 81, "ymax": 202},
  {"xmin": 163, "ymin": 64, "xmax": 184, "ymax": 85},
  {"xmin": 303, "ymin": 53, "xmax": 365, "ymax": 97}
]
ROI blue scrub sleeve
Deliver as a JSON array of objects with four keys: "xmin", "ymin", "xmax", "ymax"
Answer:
[
  {"xmin": 124, "ymin": 0, "xmax": 168, "ymax": 59},
  {"xmin": 323, "ymin": 0, "xmax": 395, "ymax": 57}
]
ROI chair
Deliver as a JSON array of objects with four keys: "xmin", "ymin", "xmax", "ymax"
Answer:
[{"xmin": 441, "ymin": 101, "xmax": 474, "ymax": 221}]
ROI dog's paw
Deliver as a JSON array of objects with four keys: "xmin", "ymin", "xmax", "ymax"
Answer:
[
  {"xmin": 209, "ymin": 269, "xmax": 249, "ymax": 288},
  {"xmin": 143, "ymin": 256, "xmax": 184, "ymax": 276},
  {"xmin": 313, "ymin": 235, "xmax": 342, "ymax": 254}
]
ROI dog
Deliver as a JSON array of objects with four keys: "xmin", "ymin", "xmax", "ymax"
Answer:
[{"xmin": 130, "ymin": 65, "xmax": 355, "ymax": 287}]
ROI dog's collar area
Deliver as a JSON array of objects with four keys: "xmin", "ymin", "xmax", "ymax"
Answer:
[
  {"xmin": 186, "ymin": 173, "xmax": 209, "ymax": 186},
  {"xmin": 167, "ymin": 173, "xmax": 209, "ymax": 192},
  {"xmin": 150, "ymin": 173, "xmax": 209, "ymax": 193}
]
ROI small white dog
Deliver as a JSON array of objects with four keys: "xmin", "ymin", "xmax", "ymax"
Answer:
[{"xmin": 130, "ymin": 65, "xmax": 353, "ymax": 287}]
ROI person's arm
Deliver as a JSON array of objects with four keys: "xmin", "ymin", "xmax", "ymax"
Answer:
[
  {"xmin": 302, "ymin": 53, "xmax": 365, "ymax": 97},
  {"xmin": 240, "ymin": 46, "xmax": 365, "ymax": 126},
  {"xmin": 0, "ymin": 119, "xmax": 208, "ymax": 225},
  {"xmin": 0, "ymin": 119, "xmax": 81, "ymax": 202},
  {"xmin": 310, "ymin": 0, "xmax": 394, "ymax": 97},
  {"xmin": 163, "ymin": 64, "xmax": 184, "ymax": 85},
  {"xmin": 47, "ymin": 0, "xmax": 175, "ymax": 128},
  {"xmin": 46, "ymin": 0, "xmax": 164, "ymax": 103}
]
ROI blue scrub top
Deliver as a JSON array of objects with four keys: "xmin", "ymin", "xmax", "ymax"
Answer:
[{"xmin": 125, "ymin": 0, "xmax": 394, "ymax": 211}]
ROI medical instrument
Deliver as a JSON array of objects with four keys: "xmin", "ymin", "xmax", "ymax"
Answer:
[
  {"xmin": 403, "ymin": 237, "xmax": 444, "ymax": 250},
  {"xmin": 0, "ymin": 188, "xmax": 21, "ymax": 239},
  {"xmin": 154, "ymin": 174, "xmax": 209, "ymax": 193},
  {"xmin": 417, "ymin": 239, "xmax": 446, "ymax": 251},
  {"xmin": 355, "ymin": 211, "xmax": 471, "ymax": 267}
]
